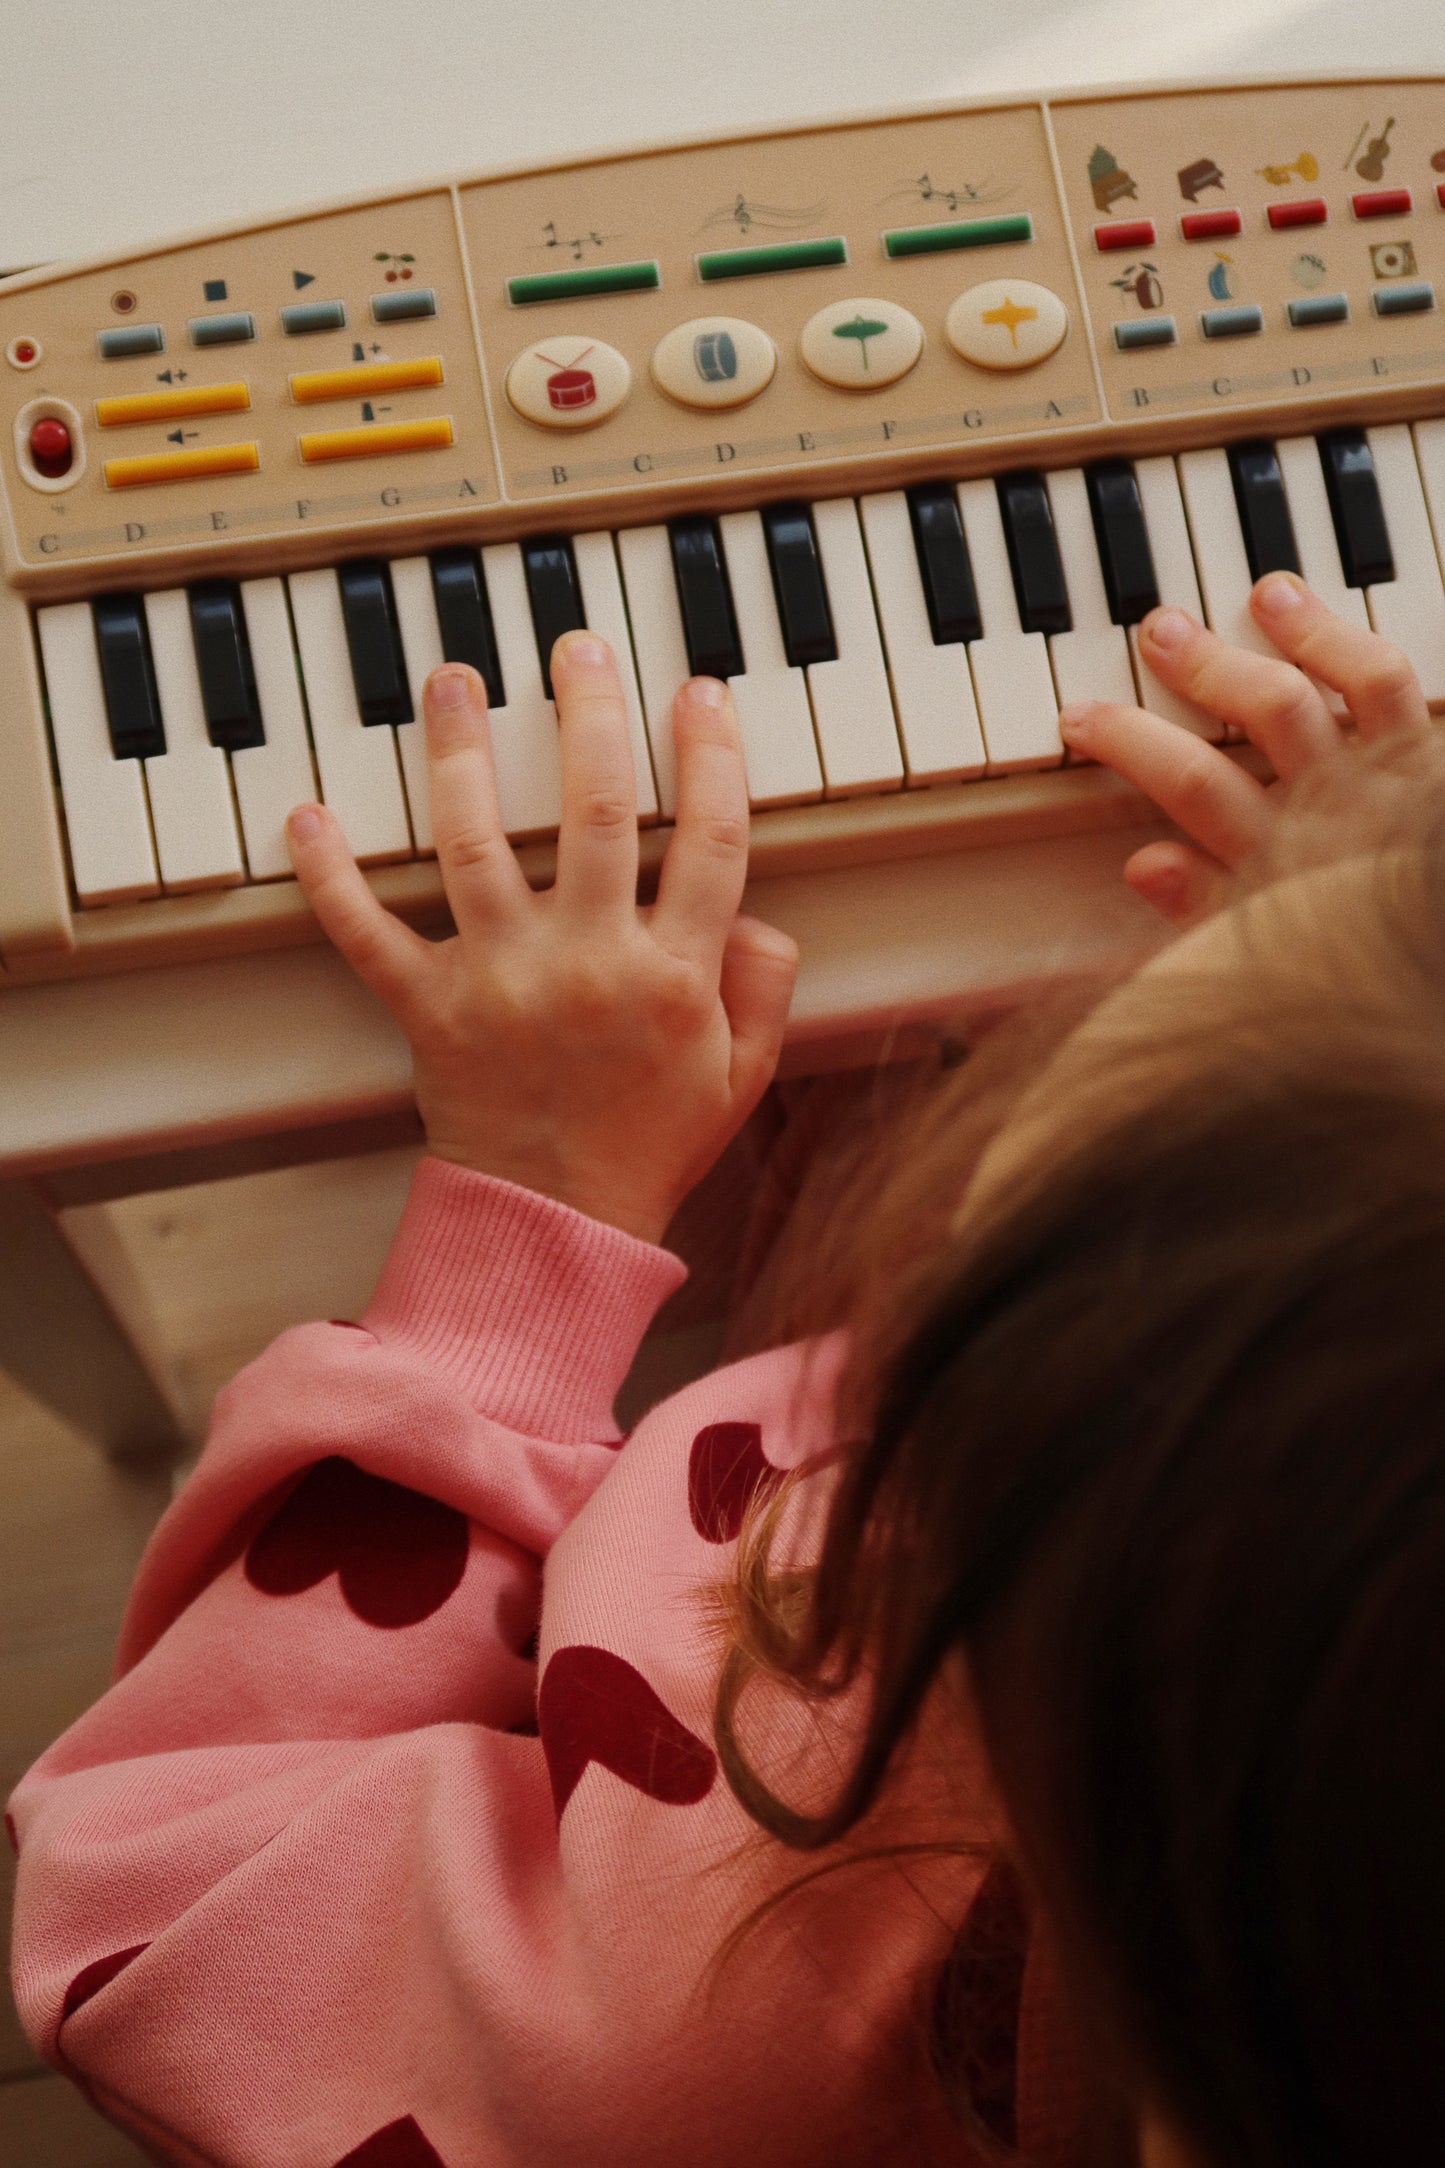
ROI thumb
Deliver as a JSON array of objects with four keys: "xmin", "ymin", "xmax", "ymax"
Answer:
[{"xmin": 719, "ymin": 913, "xmax": 800, "ymax": 1116}]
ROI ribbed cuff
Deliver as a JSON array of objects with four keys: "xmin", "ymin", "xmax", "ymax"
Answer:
[{"xmin": 360, "ymin": 1157, "xmax": 688, "ymax": 1442}]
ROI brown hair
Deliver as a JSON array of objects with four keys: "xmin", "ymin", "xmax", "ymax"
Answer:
[{"xmin": 707, "ymin": 730, "xmax": 1445, "ymax": 2167}]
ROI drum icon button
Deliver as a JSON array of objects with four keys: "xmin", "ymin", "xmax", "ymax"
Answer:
[
  {"xmin": 652, "ymin": 317, "xmax": 777, "ymax": 409},
  {"xmin": 694, "ymin": 330, "xmax": 737, "ymax": 382},
  {"xmin": 505, "ymin": 335, "xmax": 631, "ymax": 429},
  {"xmin": 547, "ymin": 364, "xmax": 597, "ymax": 411}
]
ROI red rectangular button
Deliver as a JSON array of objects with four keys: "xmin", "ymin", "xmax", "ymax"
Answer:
[
  {"xmin": 1353, "ymin": 187, "xmax": 1413, "ymax": 219},
  {"xmin": 1180, "ymin": 207, "xmax": 1243, "ymax": 240},
  {"xmin": 1267, "ymin": 198, "xmax": 1328, "ymax": 229},
  {"xmin": 1094, "ymin": 219, "xmax": 1156, "ymax": 252},
  {"xmin": 1436, "ymin": 180, "xmax": 1445, "ymax": 211}
]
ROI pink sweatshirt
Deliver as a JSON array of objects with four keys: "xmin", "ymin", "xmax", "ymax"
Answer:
[{"xmin": 8, "ymin": 1157, "xmax": 1081, "ymax": 2168}]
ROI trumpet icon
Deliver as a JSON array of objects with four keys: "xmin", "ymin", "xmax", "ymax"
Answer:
[{"xmin": 1256, "ymin": 152, "xmax": 1319, "ymax": 185}]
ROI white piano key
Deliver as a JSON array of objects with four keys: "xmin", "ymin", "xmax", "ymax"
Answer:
[
  {"xmin": 1392, "ymin": 421, "xmax": 1445, "ymax": 707},
  {"xmin": 717, "ymin": 509, "xmax": 823, "ymax": 807},
  {"xmin": 388, "ymin": 555, "xmax": 441, "ymax": 855},
  {"xmin": 616, "ymin": 524, "xmax": 690, "ymax": 819},
  {"xmin": 1274, "ymin": 436, "xmax": 1367, "ymax": 721},
  {"xmin": 141, "ymin": 588, "xmax": 246, "ymax": 891},
  {"xmin": 287, "ymin": 569, "xmax": 412, "ymax": 864},
  {"xmin": 955, "ymin": 478, "xmax": 1061, "ymax": 772},
  {"xmin": 480, "ymin": 541, "xmax": 562, "ymax": 837},
  {"xmin": 1177, "ymin": 447, "xmax": 1278, "ymax": 674},
  {"xmin": 806, "ymin": 498, "xmax": 905, "ymax": 797},
  {"xmin": 36, "ymin": 602, "xmax": 159, "ymax": 904},
  {"xmin": 1130, "ymin": 456, "xmax": 1219, "ymax": 740},
  {"xmin": 858, "ymin": 491, "xmax": 986, "ymax": 784},
  {"xmin": 232, "ymin": 578, "xmax": 321, "ymax": 880},
  {"xmin": 1042, "ymin": 467, "xmax": 1136, "ymax": 713},
  {"xmin": 572, "ymin": 529, "xmax": 659, "ymax": 823}
]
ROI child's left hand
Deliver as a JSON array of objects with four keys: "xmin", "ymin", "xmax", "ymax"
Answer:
[{"xmin": 284, "ymin": 633, "xmax": 799, "ymax": 1247}]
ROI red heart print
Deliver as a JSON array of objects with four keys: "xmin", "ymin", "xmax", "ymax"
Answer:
[
  {"xmin": 538, "ymin": 1645, "xmax": 716, "ymax": 1820},
  {"xmin": 61, "ymin": 1944, "xmax": 151, "ymax": 2024},
  {"xmin": 334, "ymin": 2117, "xmax": 447, "ymax": 2166},
  {"xmin": 245, "ymin": 1458, "xmax": 468, "ymax": 1628},
  {"xmin": 934, "ymin": 1857, "xmax": 1031, "ymax": 2149},
  {"xmin": 687, "ymin": 1421, "xmax": 786, "ymax": 1545}
]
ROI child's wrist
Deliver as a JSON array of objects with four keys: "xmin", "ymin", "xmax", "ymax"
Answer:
[{"xmin": 424, "ymin": 1141, "xmax": 672, "ymax": 1248}]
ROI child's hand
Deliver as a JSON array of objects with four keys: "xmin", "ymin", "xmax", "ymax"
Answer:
[
  {"xmin": 1057, "ymin": 571, "xmax": 1432, "ymax": 928},
  {"xmin": 285, "ymin": 634, "xmax": 799, "ymax": 1246}
]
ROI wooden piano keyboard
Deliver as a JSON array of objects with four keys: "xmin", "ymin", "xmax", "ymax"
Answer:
[{"xmin": 4, "ymin": 71, "xmax": 1445, "ymax": 1009}]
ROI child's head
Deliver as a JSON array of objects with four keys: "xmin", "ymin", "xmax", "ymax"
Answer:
[{"xmin": 718, "ymin": 731, "xmax": 1445, "ymax": 2167}]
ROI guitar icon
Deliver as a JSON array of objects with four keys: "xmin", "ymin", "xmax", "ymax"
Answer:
[{"xmin": 1346, "ymin": 118, "xmax": 1396, "ymax": 181}]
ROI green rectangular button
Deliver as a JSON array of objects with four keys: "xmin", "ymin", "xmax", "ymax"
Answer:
[
  {"xmin": 507, "ymin": 260, "xmax": 661, "ymax": 305},
  {"xmin": 884, "ymin": 213, "xmax": 1034, "ymax": 257},
  {"xmin": 697, "ymin": 238, "xmax": 848, "ymax": 281}
]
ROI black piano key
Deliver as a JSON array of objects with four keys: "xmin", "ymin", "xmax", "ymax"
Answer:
[
  {"xmin": 337, "ymin": 560, "xmax": 413, "ymax": 726},
  {"xmin": 997, "ymin": 472, "xmax": 1072, "ymax": 635},
  {"xmin": 668, "ymin": 515, "xmax": 744, "ymax": 680},
  {"xmin": 761, "ymin": 502, "xmax": 837, "ymax": 667},
  {"xmin": 1227, "ymin": 441, "xmax": 1302, "ymax": 581},
  {"xmin": 1085, "ymin": 460, "xmax": 1160, "ymax": 626},
  {"xmin": 1318, "ymin": 429, "xmax": 1395, "ymax": 588},
  {"xmin": 93, "ymin": 593, "xmax": 165, "ymax": 760},
  {"xmin": 188, "ymin": 581, "xmax": 264, "ymax": 751},
  {"xmin": 522, "ymin": 535, "xmax": 586, "ymax": 699},
  {"xmin": 906, "ymin": 482, "xmax": 982, "ymax": 645},
  {"xmin": 429, "ymin": 547, "xmax": 505, "ymax": 708}
]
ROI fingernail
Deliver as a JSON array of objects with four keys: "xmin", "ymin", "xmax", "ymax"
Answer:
[
  {"xmin": 1058, "ymin": 702, "xmax": 1094, "ymax": 743},
  {"xmin": 288, "ymin": 806, "xmax": 321, "ymax": 842},
  {"xmin": 1146, "ymin": 608, "xmax": 1193, "ymax": 651},
  {"xmin": 1256, "ymin": 570, "xmax": 1304, "ymax": 615},
  {"xmin": 557, "ymin": 631, "xmax": 608, "ymax": 668},
  {"xmin": 428, "ymin": 668, "xmax": 472, "ymax": 710},
  {"xmin": 687, "ymin": 676, "xmax": 726, "ymax": 709}
]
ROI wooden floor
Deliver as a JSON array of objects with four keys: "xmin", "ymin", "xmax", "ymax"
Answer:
[{"xmin": 0, "ymin": 1137, "xmax": 748, "ymax": 2166}]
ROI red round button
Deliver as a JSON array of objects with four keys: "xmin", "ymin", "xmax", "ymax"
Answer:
[{"xmin": 29, "ymin": 417, "xmax": 73, "ymax": 479}]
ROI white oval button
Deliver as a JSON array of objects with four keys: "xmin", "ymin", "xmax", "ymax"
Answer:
[
  {"xmin": 799, "ymin": 298, "xmax": 923, "ymax": 389},
  {"xmin": 945, "ymin": 280, "xmax": 1069, "ymax": 371},
  {"xmin": 652, "ymin": 317, "xmax": 777, "ymax": 409},
  {"xmin": 505, "ymin": 335, "xmax": 630, "ymax": 429}
]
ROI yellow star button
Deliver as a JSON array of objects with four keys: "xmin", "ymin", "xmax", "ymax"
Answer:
[{"xmin": 946, "ymin": 279, "xmax": 1069, "ymax": 371}]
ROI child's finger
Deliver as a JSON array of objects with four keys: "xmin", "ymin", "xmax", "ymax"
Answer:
[
  {"xmin": 286, "ymin": 802, "xmax": 436, "ymax": 1019},
  {"xmin": 550, "ymin": 631, "xmax": 639, "ymax": 924},
  {"xmin": 1250, "ymin": 572, "xmax": 1431, "ymax": 741},
  {"xmin": 652, "ymin": 677, "xmax": 750, "ymax": 976},
  {"xmin": 1060, "ymin": 700, "xmax": 1274, "ymax": 869},
  {"xmin": 1135, "ymin": 607, "xmax": 1339, "ymax": 779},
  {"xmin": 424, "ymin": 665, "xmax": 531, "ymax": 938},
  {"xmin": 718, "ymin": 914, "xmax": 800, "ymax": 1114},
  {"xmin": 1122, "ymin": 839, "xmax": 1233, "ymax": 930}
]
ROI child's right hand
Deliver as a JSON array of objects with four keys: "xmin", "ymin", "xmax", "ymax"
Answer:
[{"xmin": 1056, "ymin": 571, "xmax": 1433, "ymax": 928}]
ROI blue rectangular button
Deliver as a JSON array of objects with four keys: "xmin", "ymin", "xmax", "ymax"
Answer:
[
  {"xmin": 1288, "ymin": 293, "xmax": 1350, "ymax": 327},
  {"xmin": 190, "ymin": 312, "xmax": 256, "ymax": 346},
  {"xmin": 1201, "ymin": 304, "xmax": 1264, "ymax": 339},
  {"xmin": 1114, "ymin": 316, "xmax": 1177, "ymax": 350},
  {"xmin": 281, "ymin": 300, "xmax": 348, "ymax": 335},
  {"xmin": 372, "ymin": 287, "xmax": 438, "ymax": 323},
  {"xmin": 1373, "ymin": 282, "xmax": 1436, "ymax": 317},
  {"xmin": 97, "ymin": 324, "xmax": 165, "ymax": 359}
]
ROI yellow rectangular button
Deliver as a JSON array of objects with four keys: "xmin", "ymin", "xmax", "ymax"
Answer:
[
  {"xmin": 289, "ymin": 357, "xmax": 445, "ymax": 404},
  {"xmin": 95, "ymin": 382, "xmax": 252, "ymax": 428},
  {"xmin": 104, "ymin": 441, "xmax": 261, "ymax": 489},
  {"xmin": 299, "ymin": 417, "xmax": 454, "ymax": 463}
]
